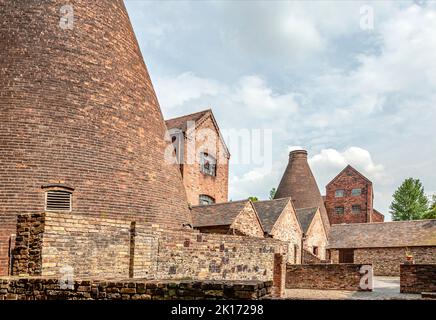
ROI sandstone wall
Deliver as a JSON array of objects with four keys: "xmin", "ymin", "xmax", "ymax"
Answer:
[
  {"xmin": 304, "ymin": 212, "xmax": 327, "ymax": 260},
  {"xmin": 330, "ymin": 247, "xmax": 436, "ymax": 276},
  {"xmin": 286, "ymin": 264, "xmax": 372, "ymax": 291},
  {"xmin": 230, "ymin": 203, "xmax": 264, "ymax": 238},
  {"xmin": 400, "ymin": 264, "xmax": 436, "ymax": 293},
  {"xmin": 270, "ymin": 202, "xmax": 302, "ymax": 264},
  {"xmin": 0, "ymin": 215, "xmax": 16, "ymax": 276},
  {"xmin": 0, "ymin": 278, "xmax": 272, "ymax": 300},
  {"xmin": 12, "ymin": 212, "xmax": 288, "ymax": 282}
]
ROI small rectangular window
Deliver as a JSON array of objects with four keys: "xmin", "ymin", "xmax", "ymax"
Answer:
[
  {"xmin": 45, "ymin": 190, "xmax": 72, "ymax": 212},
  {"xmin": 313, "ymin": 246, "xmax": 319, "ymax": 256},
  {"xmin": 200, "ymin": 152, "xmax": 217, "ymax": 177},
  {"xmin": 335, "ymin": 189, "xmax": 345, "ymax": 197},
  {"xmin": 351, "ymin": 188, "xmax": 362, "ymax": 196},
  {"xmin": 335, "ymin": 206, "xmax": 344, "ymax": 214},
  {"xmin": 352, "ymin": 205, "xmax": 361, "ymax": 213}
]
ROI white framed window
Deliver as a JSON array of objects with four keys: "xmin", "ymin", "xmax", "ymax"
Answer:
[
  {"xmin": 351, "ymin": 188, "xmax": 362, "ymax": 196},
  {"xmin": 199, "ymin": 194, "xmax": 215, "ymax": 205},
  {"xmin": 200, "ymin": 152, "xmax": 216, "ymax": 177},
  {"xmin": 45, "ymin": 190, "xmax": 72, "ymax": 212},
  {"xmin": 335, "ymin": 189, "xmax": 345, "ymax": 197}
]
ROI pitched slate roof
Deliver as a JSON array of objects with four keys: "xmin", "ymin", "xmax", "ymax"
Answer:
[
  {"xmin": 252, "ymin": 198, "xmax": 291, "ymax": 234},
  {"xmin": 328, "ymin": 219, "xmax": 436, "ymax": 249},
  {"xmin": 296, "ymin": 207, "xmax": 318, "ymax": 234},
  {"xmin": 190, "ymin": 200, "xmax": 249, "ymax": 227},
  {"xmin": 165, "ymin": 109, "xmax": 211, "ymax": 132}
]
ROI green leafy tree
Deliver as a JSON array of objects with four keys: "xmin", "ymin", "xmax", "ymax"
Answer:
[
  {"xmin": 422, "ymin": 194, "xmax": 436, "ymax": 219},
  {"xmin": 248, "ymin": 196, "xmax": 258, "ymax": 202},
  {"xmin": 269, "ymin": 188, "xmax": 276, "ymax": 200},
  {"xmin": 389, "ymin": 178, "xmax": 429, "ymax": 221}
]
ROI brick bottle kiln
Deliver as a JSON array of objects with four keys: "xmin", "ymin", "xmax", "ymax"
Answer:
[{"xmin": 0, "ymin": 0, "xmax": 191, "ymax": 275}]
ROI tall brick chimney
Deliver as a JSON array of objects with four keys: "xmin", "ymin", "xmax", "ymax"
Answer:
[
  {"xmin": 0, "ymin": 0, "xmax": 191, "ymax": 230},
  {"xmin": 275, "ymin": 150, "xmax": 330, "ymax": 234}
]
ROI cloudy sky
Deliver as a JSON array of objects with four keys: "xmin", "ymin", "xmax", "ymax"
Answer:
[{"xmin": 125, "ymin": 0, "xmax": 436, "ymax": 220}]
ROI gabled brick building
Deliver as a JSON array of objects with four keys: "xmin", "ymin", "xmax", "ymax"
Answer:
[
  {"xmin": 324, "ymin": 165, "xmax": 384, "ymax": 225},
  {"xmin": 191, "ymin": 200, "xmax": 264, "ymax": 237},
  {"xmin": 166, "ymin": 109, "xmax": 230, "ymax": 206},
  {"xmin": 295, "ymin": 207, "xmax": 328, "ymax": 261},
  {"xmin": 253, "ymin": 198, "xmax": 303, "ymax": 264}
]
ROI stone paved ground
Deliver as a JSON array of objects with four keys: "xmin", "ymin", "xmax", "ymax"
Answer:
[{"xmin": 284, "ymin": 277, "xmax": 422, "ymax": 300}]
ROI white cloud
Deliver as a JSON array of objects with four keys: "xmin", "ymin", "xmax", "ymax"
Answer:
[
  {"xmin": 155, "ymin": 72, "xmax": 225, "ymax": 109},
  {"xmin": 233, "ymin": 76, "xmax": 299, "ymax": 118},
  {"xmin": 309, "ymin": 147, "xmax": 386, "ymax": 186}
]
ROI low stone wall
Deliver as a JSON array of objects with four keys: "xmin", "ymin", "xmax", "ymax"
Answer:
[
  {"xmin": 0, "ymin": 277, "xmax": 272, "ymax": 300},
  {"xmin": 302, "ymin": 249, "xmax": 322, "ymax": 264},
  {"xmin": 286, "ymin": 264, "xmax": 372, "ymax": 291},
  {"xmin": 400, "ymin": 264, "xmax": 436, "ymax": 294},
  {"xmin": 12, "ymin": 212, "xmax": 288, "ymax": 282}
]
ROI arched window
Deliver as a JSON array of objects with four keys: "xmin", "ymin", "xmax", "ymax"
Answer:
[
  {"xmin": 199, "ymin": 194, "xmax": 215, "ymax": 205},
  {"xmin": 200, "ymin": 152, "xmax": 216, "ymax": 176}
]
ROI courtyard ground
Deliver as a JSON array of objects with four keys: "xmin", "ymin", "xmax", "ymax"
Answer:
[{"xmin": 284, "ymin": 277, "xmax": 422, "ymax": 300}]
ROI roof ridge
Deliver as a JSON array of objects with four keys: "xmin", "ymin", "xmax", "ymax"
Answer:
[
  {"xmin": 331, "ymin": 219, "xmax": 436, "ymax": 227},
  {"xmin": 165, "ymin": 109, "xmax": 211, "ymax": 122},
  {"xmin": 191, "ymin": 199, "xmax": 248, "ymax": 208}
]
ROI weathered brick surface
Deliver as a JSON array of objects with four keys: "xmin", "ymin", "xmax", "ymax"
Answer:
[
  {"xmin": 400, "ymin": 264, "xmax": 436, "ymax": 293},
  {"xmin": 330, "ymin": 247, "xmax": 436, "ymax": 276},
  {"xmin": 182, "ymin": 116, "xmax": 229, "ymax": 206},
  {"xmin": 267, "ymin": 201, "xmax": 303, "ymax": 264},
  {"xmin": 302, "ymin": 210, "xmax": 328, "ymax": 260},
  {"xmin": 0, "ymin": 215, "xmax": 16, "ymax": 276},
  {"xmin": 325, "ymin": 165, "xmax": 383, "ymax": 224},
  {"xmin": 12, "ymin": 212, "xmax": 288, "ymax": 282},
  {"xmin": 229, "ymin": 203, "xmax": 264, "ymax": 238},
  {"xmin": 0, "ymin": 0, "xmax": 192, "ymax": 275},
  {"xmin": 0, "ymin": 278, "xmax": 273, "ymax": 300},
  {"xmin": 286, "ymin": 264, "xmax": 372, "ymax": 291}
]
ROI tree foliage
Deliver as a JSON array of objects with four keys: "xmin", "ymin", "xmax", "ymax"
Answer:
[
  {"xmin": 248, "ymin": 196, "xmax": 258, "ymax": 202},
  {"xmin": 422, "ymin": 194, "xmax": 436, "ymax": 219},
  {"xmin": 389, "ymin": 178, "xmax": 428, "ymax": 221},
  {"xmin": 269, "ymin": 188, "xmax": 276, "ymax": 200}
]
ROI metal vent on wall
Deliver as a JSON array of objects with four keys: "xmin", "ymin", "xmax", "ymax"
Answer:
[{"xmin": 45, "ymin": 190, "xmax": 72, "ymax": 212}]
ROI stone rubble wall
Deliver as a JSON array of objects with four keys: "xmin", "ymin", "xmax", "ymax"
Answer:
[
  {"xmin": 12, "ymin": 212, "xmax": 288, "ymax": 282},
  {"xmin": 400, "ymin": 264, "xmax": 436, "ymax": 294},
  {"xmin": 0, "ymin": 278, "xmax": 272, "ymax": 300},
  {"xmin": 286, "ymin": 264, "xmax": 372, "ymax": 291}
]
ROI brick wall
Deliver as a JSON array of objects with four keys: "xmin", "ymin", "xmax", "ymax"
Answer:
[
  {"xmin": 0, "ymin": 278, "xmax": 273, "ymax": 300},
  {"xmin": 286, "ymin": 264, "xmax": 372, "ymax": 291},
  {"xmin": 0, "ymin": 214, "xmax": 16, "ymax": 276},
  {"xmin": 230, "ymin": 203, "xmax": 264, "ymax": 238},
  {"xmin": 182, "ymin": 116, "xmax": 229, "ymax": 205},
  {"xmin": 269, "ymin": 202, "xmax": 302, "ymax": 264},
  {"xmin": 12, "ymin": 212, "xmax": 288, "ymax": 282},
  {"xmin": 400, "ymin": 264, "xmax": 436, "ymax": 293},
  {"xmin": 303, "ymin": 211, "xmax": 328, "ymax": 260},
  {"xmin": 325, "ymin": 166, "xmax": 373, "ymax": 224},
  {"xmin": 330, "ymin": 247, "xmax": 436, "ymax": 276}
]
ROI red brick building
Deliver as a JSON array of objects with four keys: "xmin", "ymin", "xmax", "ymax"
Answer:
[
  {"xmin": 166, "ymin": 109, "xmax": 230, "ymax": 206},
  {"xmin": 324, "ymin": 165, "xmax": 384, "ymax": 225}
]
